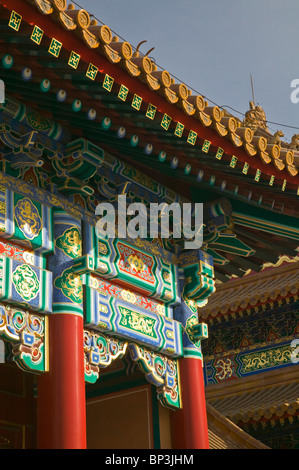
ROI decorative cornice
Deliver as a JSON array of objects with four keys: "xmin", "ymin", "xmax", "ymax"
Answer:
[
  {"xmin": 2, "ymin": 0, "xmax": 299, "ymax": 189},
  {"xmin": 206, "ymin": 367, "xmax": 299, "ymax": 425},
  {"xmin": 200, "ymin": 261, "xmax": 299, "ymax": 318}
]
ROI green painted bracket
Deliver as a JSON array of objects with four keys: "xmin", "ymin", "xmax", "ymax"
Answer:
[
  {"xmin": 189, "ymin": 322, "xmax": 209, "ymax": 342},
  {"xmin": 72, "ymin": 255, "xmax": 94, "ymax": 274}
]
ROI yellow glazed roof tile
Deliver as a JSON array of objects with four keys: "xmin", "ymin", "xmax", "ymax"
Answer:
[
  {"xmin": 12, "ymin": 0, "xmax": 299, "ymax": 184},
  {"xmin": 208, "ymin": 382, "xmax": 299, "ymax": 423},
  {"xmin": 200, "ymin": 261, "xmax": 299, "ymax": 318}
]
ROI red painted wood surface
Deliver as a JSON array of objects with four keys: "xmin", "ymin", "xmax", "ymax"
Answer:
[
  {"xmin": 37, "ymin": 314, "xmax": 86, "ymax": 449},
  {"xmin": 171, "ymin": 358, "xmax": 209, "ymax": 449}
]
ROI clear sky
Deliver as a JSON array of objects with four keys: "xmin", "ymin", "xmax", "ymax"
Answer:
[{"xmin": 75, "ymin": 0, "xmax": 299, "ymax": 142}]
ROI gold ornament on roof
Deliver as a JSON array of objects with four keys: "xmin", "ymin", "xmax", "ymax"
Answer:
[
  {"xmin": 271, "ymin": 130, "xmax": 284, "ymax": 146},
  {"xmin": 53, "ymin": 0, "xmax": 67, "ymax": 12},
  {"xmin": 290, "ymin": 134, "xmax": 299, "ymax": 150},
  {"xmin": 243, "ymin": 101, "xmax": 269, "ymax": 131}
]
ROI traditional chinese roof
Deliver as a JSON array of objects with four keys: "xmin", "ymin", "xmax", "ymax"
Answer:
[
  {"xmin": 1, "ymin": 1, "xmax": 299, "ymax": 202},
  {"xmin": 207, "ymin": 368, "xmax": 299, "ymax": 427},
  {"xmin": 0, "ymin": 0, "xmax": 298, "ymax": 284},
  {"xmin": 207, "ymin": 404, "xmax": 269, "ymax": 449},
  {"xmin": 200, "ymin": 259, "xmax": 299, "ymax": 318},
  {"xmin": 10, "ymin": 1, "xmax": 299, "ymax": 189},
  {"xmin": 210, "ymin": 383, "xmax": 299, "ymax": 424}
]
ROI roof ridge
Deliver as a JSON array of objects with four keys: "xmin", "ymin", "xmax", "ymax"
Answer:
[{"xmin": 8, "ymin": 0, "xmax": 298, "ymax": 188}]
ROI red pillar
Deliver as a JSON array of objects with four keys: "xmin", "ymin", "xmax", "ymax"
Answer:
[
  {"xmin": 171, "ymin": 358, "xmax": 209, "ymax": 449},
  {"xmin": 37, "ymin": 314, "xmax": 86, "ymax": 449}
]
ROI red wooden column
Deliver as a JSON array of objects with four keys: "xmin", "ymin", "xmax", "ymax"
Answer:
[
  {"xmin": 171, "ymin": 358, "xmax": 209, "ymax": 449},
  {"xmin": 37, "ymin": 315, "xmax": 86, "ymax": 449},
  {"xmin": 171, "ymin": 302, "xmax": 209, "ymax": 449},
  {"xmin": 37, "ymin": 210, "xmax": 86, "ymax": 449}
]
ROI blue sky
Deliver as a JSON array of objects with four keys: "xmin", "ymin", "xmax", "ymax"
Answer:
[{"xmin": 77, "ymin": 0, "xmax": 299, "ymax": 142}]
